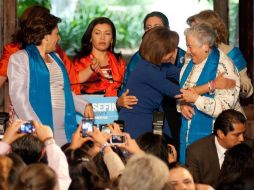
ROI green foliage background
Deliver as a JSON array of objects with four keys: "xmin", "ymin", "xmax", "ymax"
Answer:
[
  {"xmin": 18, "ymin": 0, "xmax": 51, "ymax": 16},
  {"xmin": 58, "ymin": 0, "xmax": 147, "ymax": 56},
  {"xmin": 18, "ymin": 0, "xmax": 148, "ymax": 57},
  {"xmin": 17, "ymin": 0, "xmax": 239, "ymax": 56}
]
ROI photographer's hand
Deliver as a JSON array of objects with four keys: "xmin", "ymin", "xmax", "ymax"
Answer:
[
  {"xmin": 69, "ymin": 123, "xmax": 92, "ymax": 150},
  {"xmin": 86, "ymin": 126, "xmax": 111, "ymax": 146},
  {"xmin": 108, "ymin": 123, "xmax": 122, "ymax": 134},
  {"xmin": 117, "ymin": 133, "xmax": 143, "ymax": 154},
  {"xmin": 33, "ymin": 121, "xmax": 53, "ymax": 142},
  {"xmin": 2, "ymin": 120, "xmax": 25, "ymax": 144}
]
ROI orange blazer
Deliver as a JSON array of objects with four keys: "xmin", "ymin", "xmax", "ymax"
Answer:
[{"xmin": 72, "ymin": 52, "xmax": 126, "ymax": 96}]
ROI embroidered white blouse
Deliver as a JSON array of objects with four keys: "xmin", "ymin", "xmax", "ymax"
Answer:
[{"xmin": 180, "ymin": 49, "xmax": 243, "ymax": 118}]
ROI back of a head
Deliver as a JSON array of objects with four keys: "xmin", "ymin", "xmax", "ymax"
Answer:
[
  {"xmin": 7, "ymin": 153, "xmax": 26, "ymax": 190},
  {"xmin": 219, "ymin": 143, "xmax": 254, "ymax": 184},
  {"xmin": 14, "ymin": 163, "xmax": 57, "ymax": 190},
  {"xmin": 136, "ymin": 132, "xmax": 171, "ymax": 164},
  {"xmin": 119, "ymin": 153, "xmax": 169, "ymax": 190},
  {"xmin": 13, "ymin": 5, "xmax": 50, "ymax": 43},
  {"xmin": 19, "ymin": 5, "xmax": 50, "ymax": 26},
  {"xmin": 216, "ymin": 168, "xmax": 254, "ymax": 190},
  {"xmin": 0, "ymin": 155, "xmax": 13, "ymax": 190},
  {"xmin": 65, "ymin": 147, "xmax": 109, "ymax": 190},
  {"xmin": 140, "ymin": 27, "xmax": 179, "ymax": 65},
  {"xmin": 11, "ymin": 135, "xmax": 45, "ymax": 164},
  {"xmin": 22, "ymin": 10, "xmax": 61, "ymax": 45},
  {"xmin": 213, "ymin": 109, "xmax": 246, "ymax": 136}
]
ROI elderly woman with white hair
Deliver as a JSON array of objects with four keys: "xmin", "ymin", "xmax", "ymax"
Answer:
[
  {"xmin": 178, "ymin": 23, "xmax": 243, "ymax": 163},
  {"xmin": 119, "ymin": 153, "xmax": 171, "ymax": 190}
]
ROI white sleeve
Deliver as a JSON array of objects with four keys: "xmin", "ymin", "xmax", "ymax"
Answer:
[
  {"xmin": 194, "ymin": 54, "xmax": 241, "ymax": 117},
  {"xmin": 7, "ymin": 51, "xmax": 41, "ymax": 121},
  {"xmin": 46, "ymin": 143, "xmax": 71, "ymax": 190}
]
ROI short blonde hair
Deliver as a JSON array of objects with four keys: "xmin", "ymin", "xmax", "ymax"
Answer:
[
  {"xmin": 119, "ymin": 153, "xmax": 170, "ymax": 190},
  {"xmin": 186, "ymin": 10, "xmax": 228, "ymax": 44}
]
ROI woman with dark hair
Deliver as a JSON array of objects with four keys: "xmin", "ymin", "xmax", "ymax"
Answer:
[
  {"xmin": 72, "ymin": 17, "xmax": 126, "ymax": 96},
  {"xmin": 7, "ymin": 9, "xmax": 94, "ymax": 146},
  {"xmin": 136, "ymin": 132, "xmax": 177, "ymax": 165},
  {"xmin": 0, "ymin": 6, "xmax": 76, "ymax": 89},
  {"xmin": 13, "ymin": 163, "xmax": 58, "ymax": 190}
]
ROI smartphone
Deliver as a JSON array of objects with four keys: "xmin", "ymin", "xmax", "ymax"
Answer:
[
  {"xmin": 114, "ymin": 120, "xmax": 125, "ymax": 132},
  {"xmin": 99, "ymin": 124, "xmax": 111, "ymax": 134},
  {"xmin": 81, "ymin": 118, "xmax": 94, "ymax": 137},
  {"xmin": 110, "ymin": 134, "xmax": 126, "ymax": 144},
  {"xmin": 19, "ymin": 122, "xmax": 35, "ymax": 134}
]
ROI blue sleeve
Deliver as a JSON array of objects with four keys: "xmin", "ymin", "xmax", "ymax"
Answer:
[
  {"xmin": 161, "ymin": 63, "xmax": 180, "ymax": 82},
  {"xmin": 118, "ymin": 52, "xmax": 141, "ymax": 96},
  {"xmin": 149, "ymin": 66, "xmax": 181, "ymax": 97}
]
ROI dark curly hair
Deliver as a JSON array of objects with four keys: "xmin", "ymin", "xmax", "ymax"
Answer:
[
  {"xmin": 22, "ymin": 11, "xmax": 61, "ymax": 46},
  {"xmin": 12, "ymin": 5, "xmax": 50, "ymax": 46}
]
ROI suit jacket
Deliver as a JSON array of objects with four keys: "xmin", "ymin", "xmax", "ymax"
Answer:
[{"xmin": 186, "ymin": 134, "xmax": 220, "ymax": 187}]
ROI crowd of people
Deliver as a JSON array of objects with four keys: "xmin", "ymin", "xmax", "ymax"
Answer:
[{"xmin": 0, "ymin": 5, "xmax": 253, "ymax": 190}]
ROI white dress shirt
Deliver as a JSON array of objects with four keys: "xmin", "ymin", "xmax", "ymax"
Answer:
[{"xmin": 214, "ymin": 136, "xmax": 227, "ymax": 168}]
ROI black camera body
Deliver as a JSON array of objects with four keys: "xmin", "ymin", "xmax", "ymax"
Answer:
[{"xmin": 152, "ymin": 111, "xmax": 164, "ymax": 135}]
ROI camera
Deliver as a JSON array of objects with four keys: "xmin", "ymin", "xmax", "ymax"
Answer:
[
  {"xmin": 99, "ymin": 124, "xmax": 111, "ymax": 134},
  {"xmin": 81, "ymin": 118, "xmax": 94, "ymax": 137},
  {"xmin": 114, "ymin": 120, "xmax": 125, "ymax": 132},
  {"xmin": 19, "ymin": 122, "xmax": 35, "ymax": 134},
  {"xmin": 110, "ymin": 134, "xmax": 126, "ymax": 144},
  {"xmin": 152, "ymin": 111, "xmax": 164, "ymax": 135}
]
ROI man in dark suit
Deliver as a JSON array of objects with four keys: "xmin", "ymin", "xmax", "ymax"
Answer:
[{"xmin": 186, "ymin": 109, "xmax": 246, "ymax": 187}]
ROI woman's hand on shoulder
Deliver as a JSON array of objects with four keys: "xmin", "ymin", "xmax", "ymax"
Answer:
[
  {"xmin": 117, "ymin": 89, "xmax": 138, "ymax": 109},
  {"xmin": 215, "ymin": 72, "xmax": 236, "ymax": 89}
]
